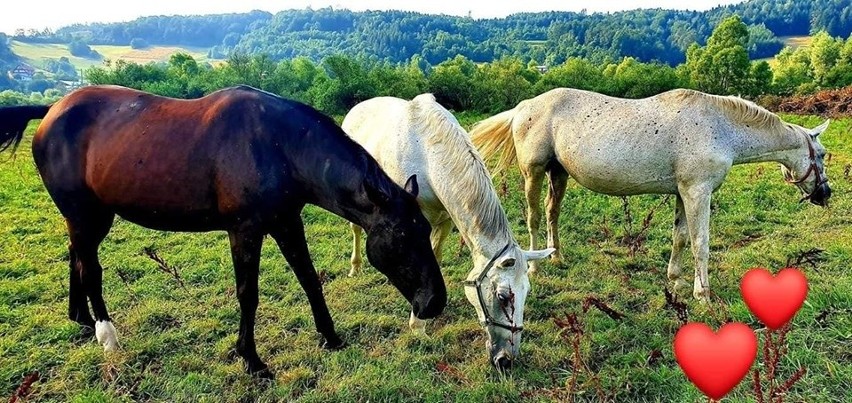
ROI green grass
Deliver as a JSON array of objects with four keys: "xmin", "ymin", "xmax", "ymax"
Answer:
[
  {"xmin": 10, "ymin": 41, "xmax": 213, "ymax": 71},
  {"xmin": 1, "ymin": 114, "xmax": 850, "ymax": 401}
]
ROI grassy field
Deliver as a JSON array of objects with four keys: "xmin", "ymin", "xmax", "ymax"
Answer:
[
  {"xmin": 1, "ymin": 114, "xmax": 850, "ymax": 402},
  {"xmin": 9, "ymin": 41, "xmax": 214, "ymax": 71}
]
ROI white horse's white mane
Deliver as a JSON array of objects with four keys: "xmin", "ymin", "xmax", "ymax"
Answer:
[
  {"xmin": 665, "ymin": 89, "xmax": 793, "ymax": 134},
  {"xmin": 409, "ymin": 94, "xmax": 511, "ymax": 239}
]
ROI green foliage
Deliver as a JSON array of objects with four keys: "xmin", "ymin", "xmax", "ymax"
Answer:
[
  {"xmin": 67, "ymin": 40, "xmax": 99, "ymax": 59},
  {"xmin": 18, "ymin": 0, "xmax": 849, "ymax": 67},
  {"xmin": 685, "ymin": 16, "xmax": 757, "ymax": 95},
  {"xmin": 44, "ymin": 57, "xmax": 79, "ymax": 80},
  {"xmin": 0, "ymin": 89, "xmax": 62, "ymax": 106},
  {"xmin": 773, "ymin": 32, "xmax": 852, "ymax": 94}
]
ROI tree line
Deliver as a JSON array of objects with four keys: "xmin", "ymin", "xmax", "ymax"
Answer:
[
  {"xmin": 12, "ymin": 0, "xmax": 852, "ymax": 66},
  {"xmin": 65, "ymin": 17, "xmax": 850, "ymax": 116}
]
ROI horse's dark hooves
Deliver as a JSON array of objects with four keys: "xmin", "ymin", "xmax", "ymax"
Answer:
[
  {"xmin": 250, "ymin": 366, "xmax": 274, "ymax": 380},
  {"xmin": 71, "ymin": 324, "xmax": 95, "ymax": 343},
  {"xmin": 320, "ymin": 337, "xmax": 347, "ymax": 351}
]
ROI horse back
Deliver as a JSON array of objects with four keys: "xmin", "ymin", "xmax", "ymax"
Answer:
[{"xmin": 32, "ymin": 85, "xmax": 293, "ymax": 231}]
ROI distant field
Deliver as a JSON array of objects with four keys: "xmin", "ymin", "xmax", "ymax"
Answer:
[
  {"xmin": 10, "ymin": 41, "xmax": 214, "ymax": 71},
  {"xmin": 756, "ymin": 35, "xmax": 813, "ymax": 67},
  {"xmin": 780, "ymin": 35, "xmax": 814, "ymax": 50}
]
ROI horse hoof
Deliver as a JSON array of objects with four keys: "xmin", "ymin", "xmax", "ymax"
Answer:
[
  {"xmin": 321, "ymin": 337, "xmax": 347, "ymax": 351},
  {"xmin": 96, "ymin": 321, "xmax": 120, "ymax": 352},
  {"xmin": 250, "ymin": 365, "xmax": 274, "ymax": 380}
]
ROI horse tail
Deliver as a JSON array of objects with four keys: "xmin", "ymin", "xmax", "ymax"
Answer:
[
  {"xmin": 470, "ymin": 108, "xmax": 517, "ymax": 177},
  {"xmin": 0, "ymin": 105, "xmax": 51, "ymax": 154}
]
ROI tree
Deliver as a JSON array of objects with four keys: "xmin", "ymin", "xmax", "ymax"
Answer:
[
  {"xmin": 130, "ymin": 38, "xmax": 149, "ymax": 49},
  {"xmin": 684, "ymin": 16, "xmax": 751, "ymax": 95},
  {"xmin": 808, "ymin": 31, "xmax": 842, "ymax": 86},
  {"xmin": 746, "ymin": 61, "xmax": 773, "ymax": 96},
  {"xmin": 773, "ymin": 47, "xmax": 813, "ymax": 95},
  {"xmin": 68, "ymin": 40, "xmax": 99, "ymax": 59}
]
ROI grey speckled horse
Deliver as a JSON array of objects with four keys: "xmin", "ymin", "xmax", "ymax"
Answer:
[{"xmin": 472, "ymin": 88, "xmax": 832, "ymax": 301}]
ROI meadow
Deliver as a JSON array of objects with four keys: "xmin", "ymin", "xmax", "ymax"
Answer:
[
  {"xmin": 1, "ymin": 114, "xmax": 850, "ymax": 402},
  {"xmin": 9, "ymin": 41, "xmax": 214, "ymax": 71}
]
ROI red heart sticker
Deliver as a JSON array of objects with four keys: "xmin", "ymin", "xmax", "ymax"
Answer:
[
  {"xmin": 674, "ymin": 323, "xmax": 757, "ymax": 400},
  {"xmin": 741, "ymin": 268, "xmax": 808, "ymax": 330}
]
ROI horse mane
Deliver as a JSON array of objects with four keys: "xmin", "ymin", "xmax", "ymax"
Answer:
[
  {"xmin": 666, "ymin": 89, "xmax": 792, "ymax": 134},
  {"xmin": 409, "ymin": 94, "xmax": 512, "ymax": 240}
]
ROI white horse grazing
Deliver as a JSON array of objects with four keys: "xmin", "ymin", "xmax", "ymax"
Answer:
[
  {"xmin": 471, "ymin": 88, "xmax": 832, "ymax": 301},
  {"xmin": 343, "ymin": 94, "xmax": 554, "ymax": 369}
]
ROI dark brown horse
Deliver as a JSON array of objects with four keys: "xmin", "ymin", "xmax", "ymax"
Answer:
[{"xmin": 0, "ymin": 85, "xmax": 446, "ymax": 378}]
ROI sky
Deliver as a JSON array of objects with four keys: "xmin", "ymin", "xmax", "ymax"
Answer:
[{"xmin": 0, "ymin": 0, "xmax": 746, "ymax": 35}]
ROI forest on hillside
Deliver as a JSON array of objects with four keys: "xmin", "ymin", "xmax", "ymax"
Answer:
[
  {"xmin": 2, "ymin": 16, "xmax": 837, "ymax": 116},
  {"xmin": 10, "ymin": 0, "xmax": 852, "ymax": 65}
]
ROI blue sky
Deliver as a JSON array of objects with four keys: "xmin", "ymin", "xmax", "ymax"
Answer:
[{"xmin": 1, "ymin": 0, "xmax": 745, "ymax": 34}]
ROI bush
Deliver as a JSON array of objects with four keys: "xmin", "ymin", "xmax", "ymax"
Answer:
[
  {"xmin": 68, "ymin": 40, "xmax": 99, "ymax": 59},
  {"xmin": 130, "ymin": 38, "xmax": 149, "ymax": 49}
]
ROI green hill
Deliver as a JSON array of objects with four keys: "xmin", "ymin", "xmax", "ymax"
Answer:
[{"xmin": 10, "ymin": 41, "xmax": 214, "ymax": 71}]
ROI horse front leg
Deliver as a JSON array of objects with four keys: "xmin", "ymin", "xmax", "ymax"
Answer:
[
  {"xmin": 271, "ymin": 216, "xmax": 344, "ymax": 350},
  {"xmin": 349, "ymin": 223, "xmax": 364, "ymax": 277},
  {"xmin": 680, "ymin": 187, "xmax": 712, "ymax": 303},
  {"xmin": 227, "ymin": 227, "xmax": 271, "ymax": 378},
  {"xmin": 521, "ymin": 165, "xmax": 545, "ymax": 273},
  {"xmin": 430, "ymin": 219, "xmax": 453, "ymax": 264},
  {"xmin": 408, "ymin": 219, "xmax": 453, "ymax": 336},
  {"xmin": 667, "ymin": 195, "xmax": 691, "ymax": 296},
  {"xmin": 545, "ymin": 166, "xmax": 569, "ymax": 266}
]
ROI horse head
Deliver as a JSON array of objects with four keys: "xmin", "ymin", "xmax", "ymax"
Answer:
[
  {"xmin": 464, "ymin": 243, "xmax": 553, "ymax": 370},
  {"xmin": 782, "ymin": 120, "xmax": 831, "ymax": 206},
  {"xmin": 364, "ymin": 175, "xmax": 447, "ymax": 320}
]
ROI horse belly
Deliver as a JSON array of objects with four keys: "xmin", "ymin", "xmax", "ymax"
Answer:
[{"xmin": 560, "ymin": 152, "xmax": 678, "ymax": 196}]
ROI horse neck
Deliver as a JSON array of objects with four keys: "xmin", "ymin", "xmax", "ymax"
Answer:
[
  {"xmin": 423, "ymin": 143, "xmax": 514, "ymax": 260},
  {"xmin": 295, "ymin": 138, "xmax": 395, "ymax": 234},
  {"xmin": 730, "ymin": 124, "xmax": 805, "ymax": 168}
]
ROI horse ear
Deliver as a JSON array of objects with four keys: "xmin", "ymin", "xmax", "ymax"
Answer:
[
  {"xmin": 404, "ymin": 175, "xmax": 419, "ymax": 197},
  {"xmin": 525, "ymin": 248, "xmax": 556, "ymax": 261},
  {"xmin": 810, "ymin": 119, "xmax": 830, "ymax": 138},
  {"xmin": 365, "ymin": 182, "xmax": 391, "ymax": 206}
]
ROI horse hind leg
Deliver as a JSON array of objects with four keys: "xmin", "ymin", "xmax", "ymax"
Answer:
[
  {"xmin": 67, "ymin": 212, "xmax": 119, "ymax": 351},
  {"xmin": 680, "ymin": 187, "xmax": 712, "ymax": 303},
  {"xmin": 545, "ymin": 165, "xmax": 569, "ymax": 266},
  {"xmin": 228, "ymin": 226, "xmax": 272, "ymax": 378},
  {"xmin": 67, "ymin": 243, "xmax": 94, "ymax": 331},
  {"xmin": 521, "ymin": 164, "xmax": 546, "ymax": 273},
  {"xmin": 667, "ymin": 195, "xmax": 691, "ymax": 296}
]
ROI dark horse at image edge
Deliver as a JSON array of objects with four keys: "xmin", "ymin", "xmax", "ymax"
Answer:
[{"xmin": 0, "ymin": 85, "xmax": 446, "ymax": 378}]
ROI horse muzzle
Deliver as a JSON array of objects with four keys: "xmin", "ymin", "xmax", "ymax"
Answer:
[
  {"xmin": 411, "ymin": 283, "xmax": 447, "ymax": 320},
  {"xmin": 808, "ymin": 183, "xmax": 831, "ymax": 207}
]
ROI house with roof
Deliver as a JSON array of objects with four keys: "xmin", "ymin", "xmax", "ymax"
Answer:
[{"xmin": 8, "ymin": 63, "xmax": 36, "ymax": 81}]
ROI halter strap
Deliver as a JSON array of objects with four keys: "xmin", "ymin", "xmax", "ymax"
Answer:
[
  {"xmin": 462, "ymin": 242, "xmax": 522, "ymax": 333},
  {"xmin": 785, "ymin": 132, "xmax": 827, "ymax": 201}
]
